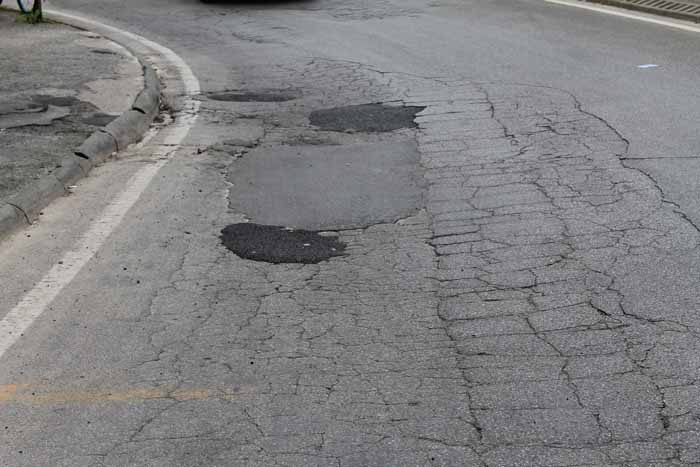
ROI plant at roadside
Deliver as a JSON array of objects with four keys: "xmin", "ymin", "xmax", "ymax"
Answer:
[
  {"xmin": 5, "ymin": 0, "xmax": 43, "ymax": 23},
  {"xmin": 22, "ymin": 0, "xmax": 42, "ymax": 23}
]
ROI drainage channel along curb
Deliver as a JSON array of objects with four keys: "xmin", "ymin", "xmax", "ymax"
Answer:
[
  {"xmin": 0, "ymin": 22, "xmax": 160, "ymax": 241},
  {"xmin": 582, "ymin": 0, "xmax": 700, "ymax": 22}
]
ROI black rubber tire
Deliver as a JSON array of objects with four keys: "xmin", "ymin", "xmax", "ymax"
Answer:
[{"xmin": 17, "ymin": 0, "xmax": 35, "ymax": 13}]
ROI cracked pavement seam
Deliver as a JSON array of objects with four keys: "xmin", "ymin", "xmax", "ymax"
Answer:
[{"xmin": 406, "ymin": 77, "xmax": 700, "ymax": 466}]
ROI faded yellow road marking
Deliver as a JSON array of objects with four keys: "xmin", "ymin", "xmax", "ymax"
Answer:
[{"xmin": 0, "ymin": 384, "xmax": 255, "ymax": 405}]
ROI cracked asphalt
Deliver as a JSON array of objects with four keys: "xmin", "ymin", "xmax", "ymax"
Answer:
[{"xmin": 2, "ymin": 0, "xmax": 700, "ymax": 465}]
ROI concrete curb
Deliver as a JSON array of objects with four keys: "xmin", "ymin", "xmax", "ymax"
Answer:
[{"xmin": 0, "ymin": 18, "xmax": 160, "ymax": 241}]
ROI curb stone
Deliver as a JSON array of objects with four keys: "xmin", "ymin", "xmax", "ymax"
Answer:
[
  {"xmin": 74, "ymin": 130, "xmax": 117, "ymax": 163},
  {"xmin": 0, "ymin": 23, "xmax": 161, "ymax": 241},
  {"xmin": 104, "ymin": 108, "xmax": 154, "ymax": 152}
]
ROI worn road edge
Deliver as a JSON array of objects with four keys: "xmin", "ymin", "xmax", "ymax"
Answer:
[
  {"xmin": 547, "ymin": 0, "xmax": 700, "ymax": 32},
  {"xmin": 0, "ymin": 12, "xmax": 160, "ymax": 241},
  {"xmin": 577, "ymin": 0, "xmax": 700, "ymax": 22}
]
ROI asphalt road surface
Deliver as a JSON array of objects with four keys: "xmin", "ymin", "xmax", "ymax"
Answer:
[{"xmin": 2, "ymin": 0, "xmax": 700, "ymax": 465}]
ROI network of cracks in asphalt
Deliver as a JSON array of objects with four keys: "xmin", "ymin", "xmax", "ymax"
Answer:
[
  {"xmin": 14, "ymin": 60, "xmax": 699, "ymax": 467},
  {"xmin": 220, "ymin": 223, "xmax": 346, "ymax": 264},
  {"xmin": 212, "ymin": 68, "xmax": 700, "ymax": 463}
]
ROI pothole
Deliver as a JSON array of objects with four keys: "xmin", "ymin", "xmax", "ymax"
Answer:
[
  {"xmin": 206, "ymin": 90, "xmax": 299, "ymax": 103},
  {"xmin": 220, "ymin": 223, "xmax": 346, "ymax": 264},
  {"xmin": 309, "ymin": 103, "xmax": 425, "ymax": 133}
]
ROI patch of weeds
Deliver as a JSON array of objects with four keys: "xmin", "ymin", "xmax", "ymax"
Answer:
[{"xmin": 20, "ymin": 9, "xmax": 43, "ymax": 24}]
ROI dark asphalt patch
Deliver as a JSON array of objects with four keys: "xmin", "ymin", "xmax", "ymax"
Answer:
[
  {"xmin": 309, "ymin": 103, "xmax": 425, "ymax": 133},
  {"xmin": 91, "ymin": 49, "xmax": 119, "ymax": 55},
  {"xmin": 220, "ymin": 223, "xmax": 346, "ymax": 264},
  {"xmin": 31, "ymin": 95, "xmax": 81, "ymax": 107},
  {"xmin": 0, "ymin": 100, "xmax": 45, "ymax": 115},
  {"xmin": 78, "ymin": 112, "xmax": 117, "ymax": 126},
  {"xmin": 207, "ymin": 90, "xmax": 299, "ymax": 103}
]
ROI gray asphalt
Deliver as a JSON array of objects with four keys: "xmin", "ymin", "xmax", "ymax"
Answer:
[{"xmin": 1, "ymin": 0, "xmax": 700, "ymax": 465}]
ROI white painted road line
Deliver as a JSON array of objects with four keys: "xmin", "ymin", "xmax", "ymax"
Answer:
[
  {"xmin": 546, "ymin": 0, "xmax": 700, "ymax": 34},
  {"xmin": 47, "ymin": 8, "xmax": 201, "ymax": 102},
  {"xmin": 0, "ymin": 12, "xmax": 200, "ymax": 359},
  {"xmin": 0, "ymin": 162, "xmax": 165, "ymax": 357}
]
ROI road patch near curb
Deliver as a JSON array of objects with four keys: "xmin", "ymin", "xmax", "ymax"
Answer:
[
  {"xmin": 0, "ymin": 18, "xmax": 161, "ymax": 238},
  {"xmin": 206, "ymin": 89, "xmax": 300, "ymax": 102},
  {"xmin": 0, "ymin": 7, "xmax": 200, "ymax": 362}
]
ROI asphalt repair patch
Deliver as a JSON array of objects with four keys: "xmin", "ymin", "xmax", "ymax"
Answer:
[
  {"xmin": 220, "ymin": 223, "xmax": 346, "ymax": 264},
  {"xmin": 309, "ymin": 103, "xmax": 425, "ymax": 133},
  {"xmin": 227, "ymin": 141, "xmax": 424, "ymax": 230},
  {"xmin": 207, "ymin": 90, "xmax": 299, "ymax": 103},
  {"xmin": 32, "ymin": 95, "xmax": 81, "ymax": 107}
]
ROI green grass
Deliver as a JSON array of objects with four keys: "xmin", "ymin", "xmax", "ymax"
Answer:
[
  {"xmin": 21, "ymin": 8, "xmax": 43, "ymax": 24},
  {"xmin": 0, "ymin": 4, "xmax": 44, "ymax": 23}
]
